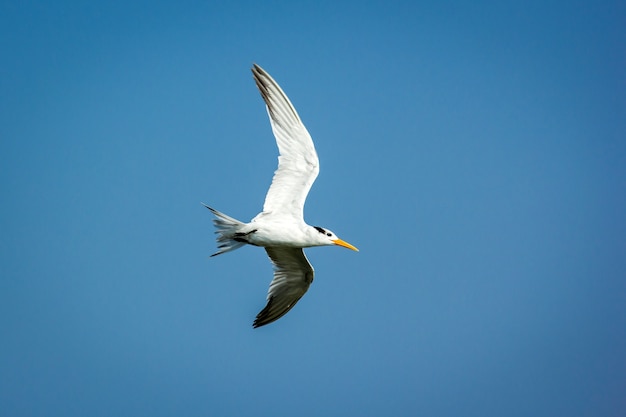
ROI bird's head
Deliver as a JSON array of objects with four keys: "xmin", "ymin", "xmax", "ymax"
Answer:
[{"xmin": 312, "ymin": 226, "xmax": 359, "ymax": 251}]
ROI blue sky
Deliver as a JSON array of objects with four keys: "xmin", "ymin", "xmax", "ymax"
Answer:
[{"xmin": 1, "ymin": 1, "xmax": 625, "ymax": 416}]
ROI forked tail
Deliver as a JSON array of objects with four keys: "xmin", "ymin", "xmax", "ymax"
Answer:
[{"xmin": 202, "ymin": 203, "xmax": 247, "ymax": 256}]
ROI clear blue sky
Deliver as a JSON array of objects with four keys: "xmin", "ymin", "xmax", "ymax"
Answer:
[{"xmin": 1, "ymin": 1, "xmax": 625, "ymax": 416}]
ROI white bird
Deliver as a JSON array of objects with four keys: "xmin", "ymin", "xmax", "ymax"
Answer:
[{"xmin": 204, "ymin": 64, "xmax": 358, "ymax": 328}]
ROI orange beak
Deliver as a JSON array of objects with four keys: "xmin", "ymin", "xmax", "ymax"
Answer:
[{"xmin": 332, "ymin": 238, "xmax": 359, "ymax": 251}]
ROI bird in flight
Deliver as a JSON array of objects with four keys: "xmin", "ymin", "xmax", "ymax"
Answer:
[{"xmin": 204, "ymin": 64, "xmax": 358, "ymax": 328}]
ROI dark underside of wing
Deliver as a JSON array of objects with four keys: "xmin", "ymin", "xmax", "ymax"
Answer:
[
  {"xmin": 252, "ymin": 247, "xmax": 314, "ymax": 328},
  {"xmin": 253, "ymin": 294, "xmax": 305, "ymax": 328}
]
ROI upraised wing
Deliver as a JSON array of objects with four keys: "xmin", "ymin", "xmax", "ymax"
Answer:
[
  {"xmin": 251, "ymin": 64, "xmax": 319, "ymax": 222},
  {"xmin": 253, "ymin": 247, "xmax": 314, "ymax": 328}
]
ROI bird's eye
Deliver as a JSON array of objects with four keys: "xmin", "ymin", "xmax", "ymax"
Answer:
[{"xmin": 326, "ymin": 233, "xmax": 331, "ymax": 237}]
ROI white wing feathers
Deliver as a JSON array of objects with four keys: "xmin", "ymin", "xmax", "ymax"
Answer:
[
  {"xmin": 253, "ymin": 247, "xmax": 314, "ymax": 328},
  {"xmin": 251, "ymin": 64, "xmax": 319, "ymax": 221}
]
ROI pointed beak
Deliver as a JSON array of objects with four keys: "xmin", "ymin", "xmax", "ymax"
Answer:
[{"xmin": 332, "ymin": 238, "xmax": 359, "ymax": 252}]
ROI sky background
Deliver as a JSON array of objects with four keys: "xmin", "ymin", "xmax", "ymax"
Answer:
[{"xmin": 1, "ymin": 1, "xmax": 625, "ymax": 416}]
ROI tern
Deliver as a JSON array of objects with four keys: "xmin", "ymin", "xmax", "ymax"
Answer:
[{"xmin": 204, "ymin": 64, "xmax": 358, "ymax": 328}]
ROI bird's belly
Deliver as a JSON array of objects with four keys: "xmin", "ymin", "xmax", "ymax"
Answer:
[{"xmin": 247, "ymin": 226, "xmax": 307, "ymax": 248}]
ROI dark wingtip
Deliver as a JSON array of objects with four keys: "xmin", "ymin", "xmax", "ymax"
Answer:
[
  {"xmin": 251, "ymin": 62, "xmax": 263, "ymax": 73},
  {"xmin": 252, "ymin": 296, "xmax": 275, "ymax": 328},
  {"xmin": 252, "ymin": 318, "xmax": 269, "ymax": 329}
]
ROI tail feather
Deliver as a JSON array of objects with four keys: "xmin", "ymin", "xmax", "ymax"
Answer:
[{"xmin": 202, "ymin": 203, "xmax": 247, "ymax": 256}]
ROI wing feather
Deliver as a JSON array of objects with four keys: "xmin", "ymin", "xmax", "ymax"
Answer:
[
  {"xmin": 253, "ymin": 247, "xmax": 314, "ymax": 328},
  {"xmin": 251, "ymin": 64, "xmax": 319, "ymax": 222}
]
